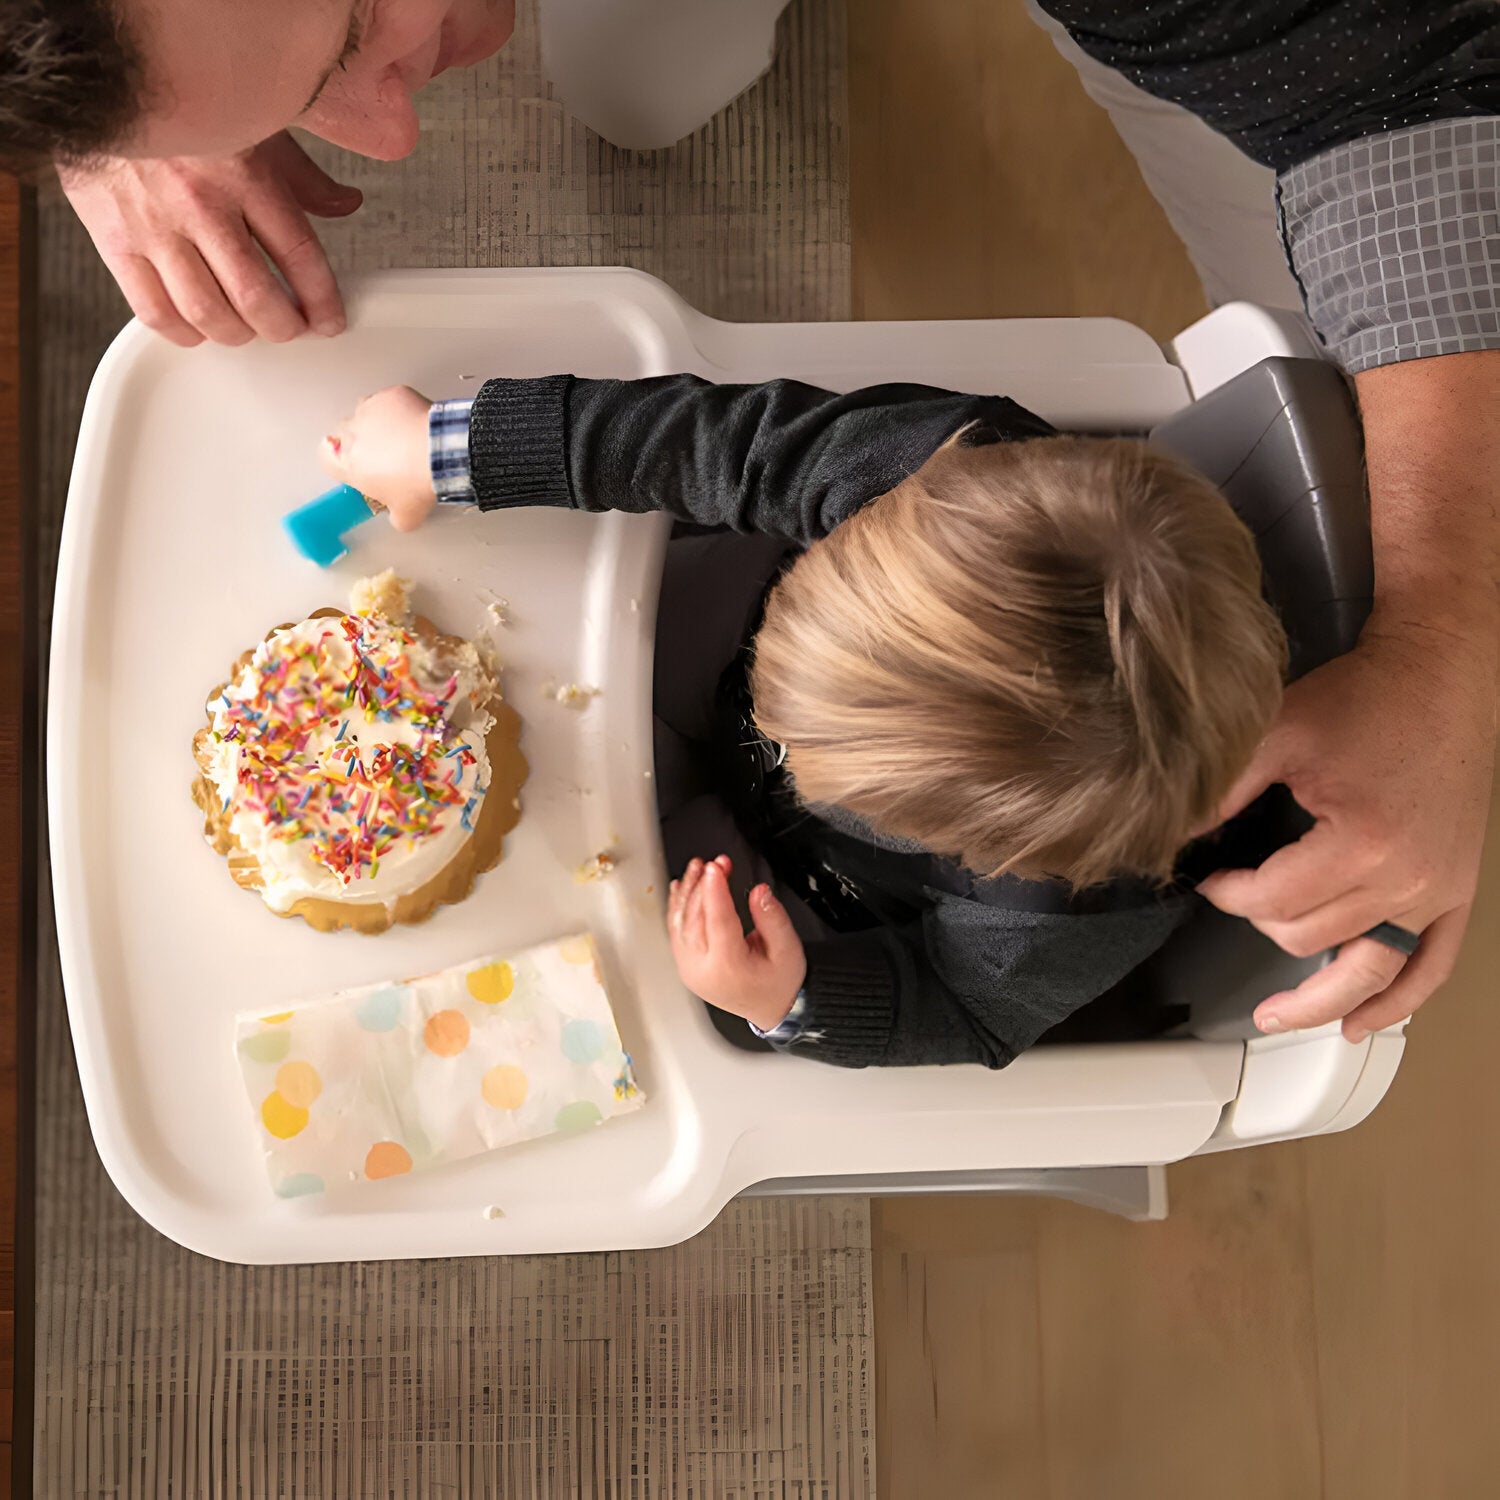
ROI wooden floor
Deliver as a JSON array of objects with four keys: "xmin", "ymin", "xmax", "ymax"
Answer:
[
  {"xmin": 851, "ymin": 5, "xmax": 1500, "ymax": 1496},
  {"xmin": 848, "ymin": 0, "xmax": 1206, "ymax": 338}
]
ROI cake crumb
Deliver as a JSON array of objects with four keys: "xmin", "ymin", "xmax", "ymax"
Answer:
[
  {"xmin": 350, "ymin": 569, "xmax": 412, "ymax": 621},
  {"xmin": 576, "ymin": 850, "xmax": 618, "ymax": 883},
  {"xmin": 554, "ymin": 683, "xmax": 599, "ymax": 709},
  {"xmin": 474, "ymin": 637, "xmax": 504, "ymax": 677},
  {"xmin": 475, "ymin": 591, "xmax": 509, "ymax": 627}
]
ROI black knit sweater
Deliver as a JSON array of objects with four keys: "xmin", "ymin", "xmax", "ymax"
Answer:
[{"xmin": 466, "ymin": 372, "xmax": 1199, "ymax": 1067}]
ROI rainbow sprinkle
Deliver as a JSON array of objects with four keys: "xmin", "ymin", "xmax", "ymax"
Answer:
[{"xmin": 212, "ymin": 615, "xmax": 483, "ymax": 886}]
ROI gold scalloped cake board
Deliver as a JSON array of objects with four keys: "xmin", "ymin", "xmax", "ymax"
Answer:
[
  {"xmin": 192, "ymin": 612, "xmax": 528, "ymax": 936},
  {"xmin": 32, "ymin": 0, "xmax": 866, "ymax": 1492}
]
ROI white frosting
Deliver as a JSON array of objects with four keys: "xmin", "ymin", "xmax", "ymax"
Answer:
[{"xmin": 203, "ymin": 613, "xmax": 496, "ymax": 913}]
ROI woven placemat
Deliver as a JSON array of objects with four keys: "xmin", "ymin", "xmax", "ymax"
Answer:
[{"xmin": 33, "ymin": 2, "xmax": 864, "ymax": 1493}]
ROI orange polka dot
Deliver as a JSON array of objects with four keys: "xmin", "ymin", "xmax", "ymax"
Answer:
[
  {"xmin": 275, "ymin": 1061, "xmax": 322, "ymax": 1109},
  {"xmin": 465, "ymin": 961, "xmax": 514, "ymax": 1005},
  {"xmin": 260, "ymin": 1091, "xmax": 309, "ymax": 1140},
  {"xmin": 481, "ymin": 1064, "xmax": 529, "ymax": 1110},
  {"xmin": 424, "ymin": 1009, "xmax": 470, "ymax": 1057},
  {"xmin": 364, "ymin": 1141, "xmax": 413, "ymax": 1180}
]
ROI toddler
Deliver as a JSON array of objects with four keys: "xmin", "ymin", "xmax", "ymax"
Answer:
[{"xmin": 323, "ymin": 373, "xmax": 1285, "ymax": 1067}]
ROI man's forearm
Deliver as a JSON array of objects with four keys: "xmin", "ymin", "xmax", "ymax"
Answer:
[
  {"xmin": 1355, "ymin": 351, "xmax": 1500, "ymax": 652},
  {"xmin": 1196, "ymin": 348, "xmax": 1500, "ymax": 1040}
]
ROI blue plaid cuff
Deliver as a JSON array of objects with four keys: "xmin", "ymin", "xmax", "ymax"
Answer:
[
  {"xmin": 429, "ymin": 396, "xmax": 477, "ymax": 504},
  {"xmin": 750, "ymin": 989, "xmax": 808, "ymax": 1044}
]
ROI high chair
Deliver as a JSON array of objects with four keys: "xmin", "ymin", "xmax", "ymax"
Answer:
[{"xmin": 51, "ymin": 271, "xmax": 1403, "ymax": 1260}]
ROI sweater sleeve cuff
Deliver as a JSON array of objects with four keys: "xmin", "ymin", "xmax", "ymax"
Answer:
[
  {"xmin": 1278, "ymin": 119, "xmax": 1500, "ymax": 373},
  {"xmin": 767, "ymin": 937, "xmax": 897, "ymax": 1067},
  {"xmin": 468, "ymin": 375, "xmax": 575, "ymax": 511}
]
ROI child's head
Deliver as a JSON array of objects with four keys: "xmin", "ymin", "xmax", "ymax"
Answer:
[{"xmin": 750, "ymin": 433, "xmax": 1287, "ymax": 888}]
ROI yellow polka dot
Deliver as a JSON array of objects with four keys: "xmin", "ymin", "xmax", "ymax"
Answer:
[
  {"xmin": 558, "ymin": 935, "xmax": 594, "ymax": 966},
  {"xmin": 260, "ymin": 1091, "xmax": 309, "ymax": 1140},
  {"xmin": 465, "ymin": 961, "xmax": 514, "ymax": 1005},
  {"xmin": 364, "ymin": 1141, "xmax": 413, "ymax": 1179},
  {"xmin": 260, "ymin": 1011, "xmax": 294, "ymax": 1025},
  {"xmin": 481, "ymin": 1065, "xmax": 529, "ymax": 1110},
  {"xmin": 275, "ymin": 1061, "xmax": 322, "ymax": 1110},
  {"xmin": 424, "ymin": 1009, "xmax": 470, "ymax": 1057}
]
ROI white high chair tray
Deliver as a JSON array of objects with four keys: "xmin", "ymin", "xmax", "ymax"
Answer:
[{"xmin": 52, "ymin": 267, "xmax": 1248, "ymax": 1265}]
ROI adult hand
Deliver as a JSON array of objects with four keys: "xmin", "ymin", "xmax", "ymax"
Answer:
[
  {"xmin": 668, "ymin": 857, "xmax": 805, "ymax": 1032},
  {"xmin": 58, "ymin": 132, "xmax": 361, "ymax": 347},
  {"xmin": 1201, "ymin": 351, "xmax": 1500, "ymax": 1044},
  {"xmin": 1200, "ymin": 615, "xmax": 1497, "ymax": 1043},
  {"xmin": 320, "ymin": 386, "xmax": 437, "ymax": 529}
]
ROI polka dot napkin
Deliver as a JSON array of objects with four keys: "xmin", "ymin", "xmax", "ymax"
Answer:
[{"xmin": 234, "ymin": 934, "xmax": 644, "ymax": 1198}]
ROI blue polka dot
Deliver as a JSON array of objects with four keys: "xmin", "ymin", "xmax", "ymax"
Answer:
[
  {"xmin": 275, "ymin": 1173, "xmax": 325, "ymax": 1199},
  {"xmin": 356, "ymin": 986, "xmax": 408, "ymax": 1032},
  {"xmin": 560, "ymin": 1019, "xmax": 608, "ymax": 1065}
]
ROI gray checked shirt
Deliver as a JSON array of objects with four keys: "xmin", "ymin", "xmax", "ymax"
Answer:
[{"xmin": 1044, "ymin": 1, "xmax": 1500, "ymax": 371}]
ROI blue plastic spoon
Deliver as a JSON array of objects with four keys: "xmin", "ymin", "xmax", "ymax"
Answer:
[{"xmin": 282, "ymin": 483, "xmax": 376, "ymax": 567}]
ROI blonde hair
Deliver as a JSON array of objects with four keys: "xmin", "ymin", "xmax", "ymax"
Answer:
[{"xmin": 749, "ymin": 434, "xmax": 1287, "ymax": 888}]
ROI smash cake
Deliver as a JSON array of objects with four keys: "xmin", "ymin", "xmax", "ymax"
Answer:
[{"xmin": 193, "ymin": 571, "xmax": 526, "ymax": 933}]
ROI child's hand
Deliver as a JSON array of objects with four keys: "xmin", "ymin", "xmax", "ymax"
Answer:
[
  {"xmin": 668, "ymin": 856, "xmax": 806, "ymax": 1032},
  {"xmin": 319, "ymin": 385, "xmax": 436, "ymax": 531}
]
